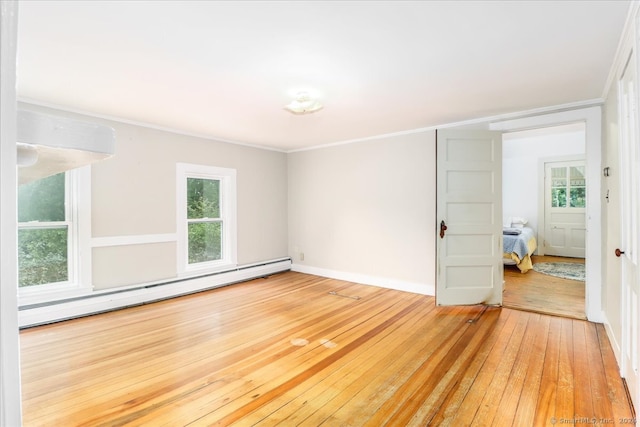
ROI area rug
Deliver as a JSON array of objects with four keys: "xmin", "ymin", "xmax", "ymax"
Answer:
[{"xmin": 532, "ymin": 262, "xmax": 585, "ymax": 281}]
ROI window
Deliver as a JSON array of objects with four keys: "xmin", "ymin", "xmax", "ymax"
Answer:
[
  {"xmin": 550, "ymin": 164, "xmax": 586, "ymax": 208},
  {"xmin": 177, "ymin": 164, "xmax": 236, "ymax": 275},
  {"xmin": 18, "ymin": 172, "xmax": 70, "ymax": 287},
  {"xmin": 17, "ymin": 167, "xmax": 91, "ymax": 296}
]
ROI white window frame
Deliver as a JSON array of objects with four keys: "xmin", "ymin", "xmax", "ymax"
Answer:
[
  {"xmin": 18, "ymin": 166, "xmax": 92, "ymax": 303},
  {"xmin": 548, "ymin": 161, "xmax": 587, "ymax": 209},
  {"xmin": 176, "ymin": 163, "xmax": 237, "ymax": 276}
]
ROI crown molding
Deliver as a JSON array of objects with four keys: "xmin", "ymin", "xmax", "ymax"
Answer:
[
  {"xmin": 17, "ymin": 97, "xmax": 288, "ymax": 153},
  {"xmin": 19, "ymin": 96, "xmax": 604, "ymax": 155},
  {"xmin": 289, "ymin": 98, "xmax": 604, "ymax": 153}
]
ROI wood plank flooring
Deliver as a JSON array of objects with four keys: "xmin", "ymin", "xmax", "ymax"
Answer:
[
  {"xmin": 503, "ymin": 255, "xmax": 586, "ymax": 319},
  {"xmin": 20, "ymin": 271, "xmax": 633, "ymax": 426}
]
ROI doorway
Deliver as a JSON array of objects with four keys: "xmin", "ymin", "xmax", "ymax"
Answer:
[
  {"xmin": 436, "ymin": 107, "xmax": 602, "ymax": 318},
  {"xmin": 501, "ymin": 124, "xmax": 586, "ymax": 319}
]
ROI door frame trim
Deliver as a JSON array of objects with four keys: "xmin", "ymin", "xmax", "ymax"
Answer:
[
  {"xmin": 490, "ymin": 106, "xmax": 603, "ymax": 322},
  {"xmin": 0, "ymin": 0, "xmax": 22, "ymax": 424}
]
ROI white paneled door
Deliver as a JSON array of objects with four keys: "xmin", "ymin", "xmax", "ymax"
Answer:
[
  {"xmin": 619, "ymin": 47, "xmax": 640, "ymax": 410},
  {"xmin": 543, "ymin": 160, "xmax": 586, "ymax": 258},
  {"xmin": 436, "ymin": 130, "xmax": 503, "ymax": 306}
]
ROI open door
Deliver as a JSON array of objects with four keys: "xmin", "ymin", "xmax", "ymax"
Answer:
[
  {"xmin": 619, "ymin": 48, "xmax": 639, "ymax": 409},
  {"xmin": 436, "ymin": 129, "xmax": 503, "ymax": 306}
]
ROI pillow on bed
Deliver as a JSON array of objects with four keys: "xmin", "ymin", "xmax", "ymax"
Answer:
[
  {"xmin": 510, "ymin": 217, "xmax": 528, "ymax": 229},
  {"xmin": 503, "ymin": 216, "xmax": 528, "ymax": 228}
]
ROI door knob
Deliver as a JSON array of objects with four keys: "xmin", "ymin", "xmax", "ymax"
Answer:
[
  {"xmin": 615, "ymin": 248, "xmax": 625, "ymax": 257},
  {"xmin": 440, "ymin": 220, "xmax": 448, "ymax": 239}
]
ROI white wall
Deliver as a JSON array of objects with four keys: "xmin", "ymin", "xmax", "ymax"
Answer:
[
  {"xmin": 288, "ymin": 131, "xmax": 436, "ymax": 295},
  {"xmin": 502, "ymin": 124, "xmax": 586, "ymax": 237}
]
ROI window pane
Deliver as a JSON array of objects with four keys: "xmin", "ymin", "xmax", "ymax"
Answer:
[
  {"xmin": 18, "ymin": 227, "xmax": 68, "ymax": 287},
  {"xmin": 570, "ymin": 166, "xmax": 585, "ymax": 185},
  {"xmin": 551, "ymin": 167, "xmax": 567, "ymax": 187},
  {"xmin": 188, "ymin": 222, "xmax": 222, "ymax": 264},
  {"xmin": 570, "ymin": 187, "xmax": 586, "ymax": 208},
  {"xmin": 551, "ymin": 188, "xmax": 566, "ymax": 208},
  {"xmin": 18, "ymin": 173, "xmax": 66, "ymax": 222},
  {"xmin": 187, "ymin": 178, "xmax": 220, "ymax": 219}
]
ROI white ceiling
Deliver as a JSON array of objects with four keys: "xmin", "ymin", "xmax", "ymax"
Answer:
[{"xmin": 16, "ymin": 1, "xmax": 630, "ymax": 152}]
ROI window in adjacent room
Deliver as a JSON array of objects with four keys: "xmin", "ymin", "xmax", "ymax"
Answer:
[
  {"xmin": 177, "ymin": 163, "xmax": 237, "ymax": 275},
  {"xmin": 550, "ymin": 164, "xmax": 586, "ymax": 208}
]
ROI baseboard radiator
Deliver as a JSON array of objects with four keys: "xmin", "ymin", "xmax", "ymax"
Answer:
[{"xmin": 19, "ymin": 258, "xmax": 292, "ymax": 328}]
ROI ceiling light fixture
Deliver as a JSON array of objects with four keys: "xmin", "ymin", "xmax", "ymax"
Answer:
[{"xmin": 284, "ymin": 92, "xmax": 323, "ymax": 115}]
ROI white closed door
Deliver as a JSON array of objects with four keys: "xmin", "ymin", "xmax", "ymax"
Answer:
[
  {"xmin": 436, "ymin": 129, "xmax": 503, "ymax": 306},
  {"xmin": 619, "ymin": 48, "xmax": 640, "ymax": 410},
  {"xmin": 543, "ymin": 160, "xmax": 586, "ymax": 258}
]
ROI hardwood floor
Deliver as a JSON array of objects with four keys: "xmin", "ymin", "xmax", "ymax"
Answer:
[
  {"xmin": 503, "ymin": 255, "xmax": 586, "ymax": 320},
  {"xmin": 20, "ymin": 272, "xmax": 633, "ymax": 426}
]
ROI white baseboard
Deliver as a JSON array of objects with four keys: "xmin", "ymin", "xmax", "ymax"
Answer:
[
  {"xmin": 603, "ymin": 312, "xmax": 623, "ymax": 374},
  {"xmin": 19, "ymin": 258, "xmax": 291, "ymax": 328},
  {"xmin": 588, "ymin": 309, "xmax": 606, "ymax": 324},
  {"xmin": 291, "ymin": 263, "xmax": 434, "ymax": 296}
]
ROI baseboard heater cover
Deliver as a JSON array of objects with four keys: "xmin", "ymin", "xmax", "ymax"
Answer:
[{"xmin": 18, "ymin": 258, "xmax": 291, "ymax": 328}]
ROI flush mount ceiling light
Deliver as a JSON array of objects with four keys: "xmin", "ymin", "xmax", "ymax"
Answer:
[{"xmin": 284, "ymin": 92, "xmax": 323, "ymax": 115}]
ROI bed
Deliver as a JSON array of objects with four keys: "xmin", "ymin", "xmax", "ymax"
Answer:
[{"xmin": 503, "ymin": 226, "xmax": 537, "ymax": 273}]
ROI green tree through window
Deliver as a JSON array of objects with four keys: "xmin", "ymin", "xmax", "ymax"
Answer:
[
  {"xmin": 187, "ymin": 178, "xmax": 222, "ymax": 264},
  {"xmin": 177, "ymin": 163, "xmax": 236, "ymax": 274},
  {"xmin": 17, "ymin": 173, "xmax": 69, "ymax": 287},
  {"xmin": 550, "ymin": 165, "xmax": 586, "ymax": 209}
]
